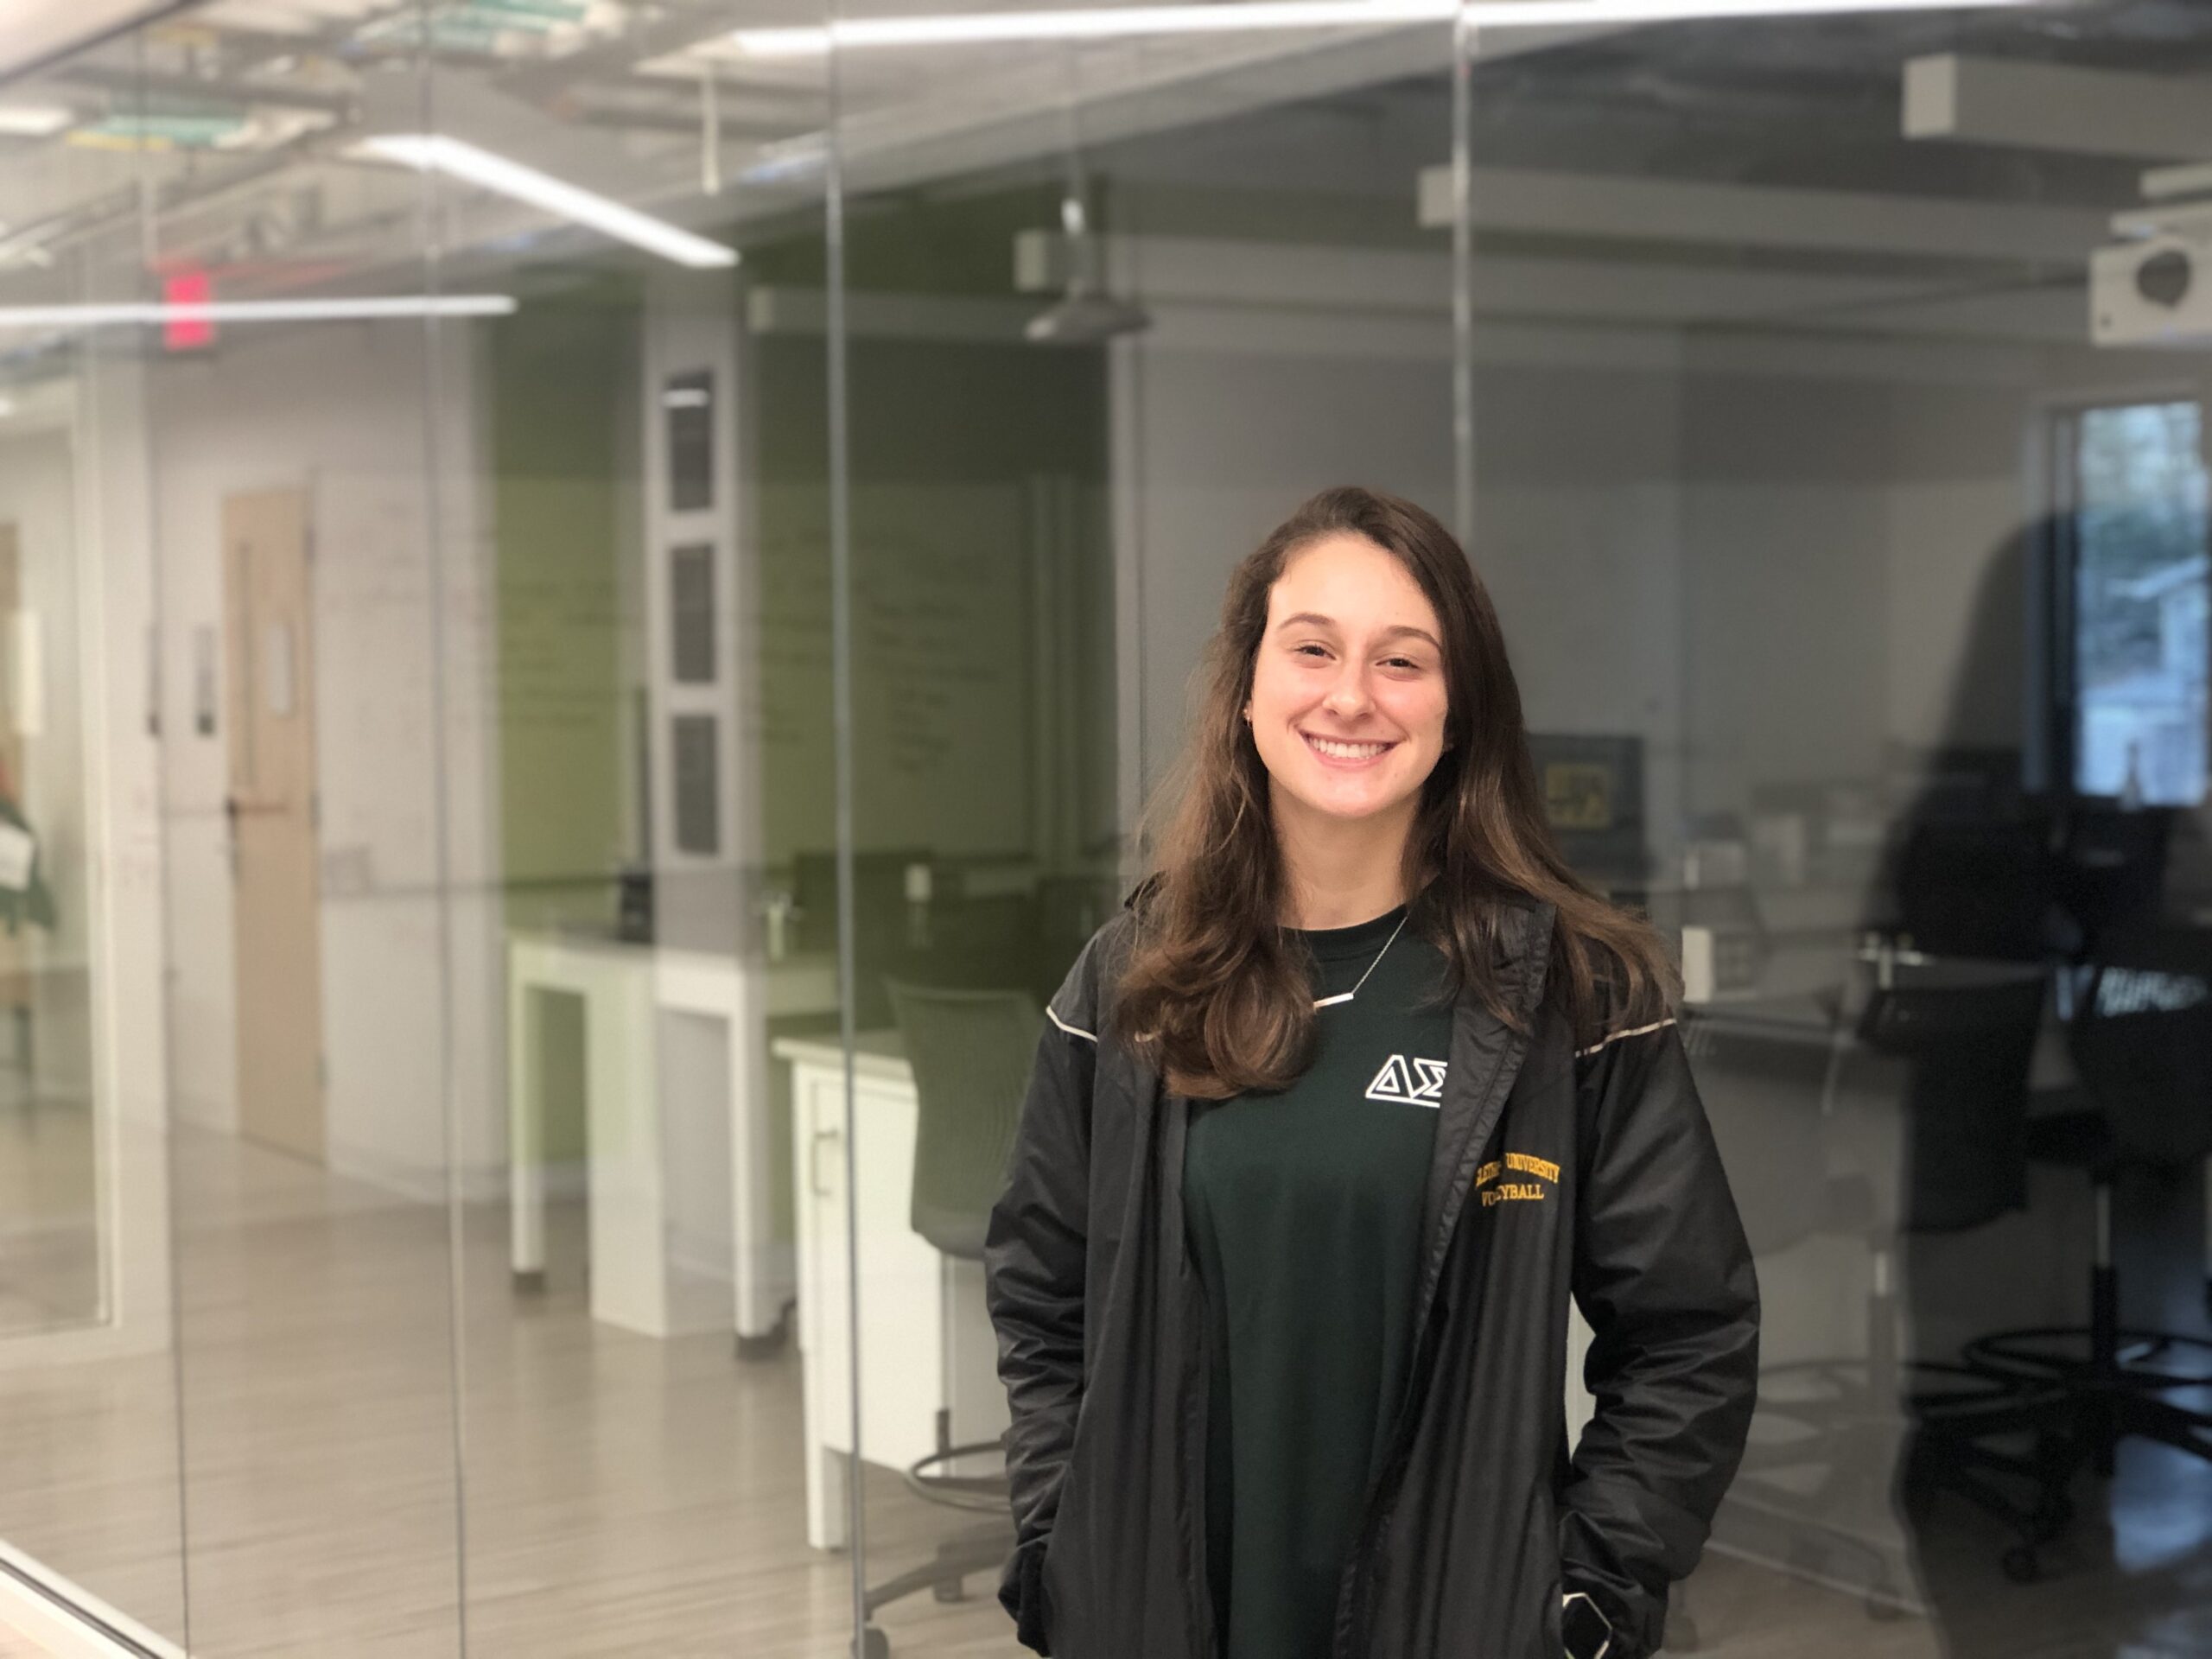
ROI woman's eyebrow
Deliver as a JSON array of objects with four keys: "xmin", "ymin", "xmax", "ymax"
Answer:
[{"xmin": 1275, "ymin": 611, "xmax": 1441, "ymax": 652}]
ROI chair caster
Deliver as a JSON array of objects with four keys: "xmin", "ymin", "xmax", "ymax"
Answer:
[
  {"xmin": 854, "ymin": 1627, "xmax": 890, "ymax": 1659},
  {"xmin": 931, "ymin": 1575, "xmax": 966, "ymax": 1604},
  {"xmin": 2001, "ymin": 1546, "xmax": 2041, "ymax": 1585}
]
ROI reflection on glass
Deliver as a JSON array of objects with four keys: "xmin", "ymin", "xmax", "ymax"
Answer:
[
  {"xmin": 2, "ymin": 0, "xmax": 2210, "ymax": 1656},
  {"xmin": 0, "ymin": 415, "xmax": 92, "ymax": 1339},
  {"xmin": 0, "ymin": 22, "xmax": 188, "ymax": 1646}
]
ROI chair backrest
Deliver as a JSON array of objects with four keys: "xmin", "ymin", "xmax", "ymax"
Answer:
[
  {"xmin": 2069, "ymin": 922, "xmax": 2212, "ymax": 1169},
  {"xmin": 1894, "ymin": 818, "xmax": 2053, "ymax": 963},
  {"xmin": 886, "ymin": 979, "xmax": 1042, "ymax": 1261},
  {"xmin": 1850, "ymin": 964, "xmax": 2047, "ymax": 1233}
]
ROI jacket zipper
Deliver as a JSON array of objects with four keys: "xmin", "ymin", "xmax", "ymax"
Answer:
[
  {"xmin": 1329, "ymin": 1310, "xmax": 1442, "ymax": 1656},
  {"xmin": 1160, "ymin": 1084, "xmax": 1221, "ymax": 1659},
  {"xmin": 1328, "ymin": 910, "xmax": 1554, "ymax": 1657}
]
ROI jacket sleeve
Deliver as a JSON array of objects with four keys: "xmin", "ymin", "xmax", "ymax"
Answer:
[
  {"xmin": 1561, "ymin": 1013, "xmax": 1760, "ymax": 1659},
  {"xmin": 982, "ymin": 949, "xmax": 1099, "ymax": 1656}
]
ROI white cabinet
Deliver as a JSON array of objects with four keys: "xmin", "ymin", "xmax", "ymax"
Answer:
[{"xmin": 780, "ymin": 1031, "xmax": 1009, "ymax": 1551}]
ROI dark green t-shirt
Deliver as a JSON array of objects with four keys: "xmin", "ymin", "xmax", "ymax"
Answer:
[{"xmin": 1183, "ymin": 902, "xmax": 1456, "ymax": 1659}]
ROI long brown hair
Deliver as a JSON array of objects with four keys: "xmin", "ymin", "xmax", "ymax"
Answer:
[{"xmin": 1113, "ymin": 486, "xmax": 1675, "ymax": 1098}]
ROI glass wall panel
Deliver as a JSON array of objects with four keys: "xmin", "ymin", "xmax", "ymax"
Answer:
[
  {"xmin": 0, "ymin": 22, "xmax": 187, "ymax": 1649},
  {"xmin": 10, "ymin": 0, "xmax": 841, "ymax": 1652},
  {"xmin": 130, "ymin": 8, "xmax": 463, "ymax": 1653},
  {"xmin": 418, "ymin": 3, "xmax": 842, "ymax": 1651},
  {"xmin": 1459, "ymin": 5, "xmax": 2212, "ymax": 1657},
  {"xmin": 823, "ymin": 12, "xmax": 1459, "ymax": 1656}
]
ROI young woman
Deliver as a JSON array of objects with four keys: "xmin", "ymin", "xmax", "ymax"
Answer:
[{"xmin": 984, "ymin": 486, "xmax": 1758, "ymax": 1659}]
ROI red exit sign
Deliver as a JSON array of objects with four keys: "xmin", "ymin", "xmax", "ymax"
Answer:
[{"xmin": 163, "ymin": 268, "xmax": 214, "ymax": 351}]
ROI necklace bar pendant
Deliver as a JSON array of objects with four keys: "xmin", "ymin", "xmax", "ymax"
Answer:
[{"xmin": 1313, "ymin": 990, "xmax": 1355, "ymax": 1008}]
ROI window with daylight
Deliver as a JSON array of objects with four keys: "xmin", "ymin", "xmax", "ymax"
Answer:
[{"xmin": 2059, "ymin": 400, "xmax": 2210, "ymax": 806}]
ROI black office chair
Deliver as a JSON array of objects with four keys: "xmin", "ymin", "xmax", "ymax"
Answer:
[
  {"xmin": 1962, "ymin": 923, "xmax": 2212, "ymax": 1499},
  {"xmin": 2050, "ymin": 805, "xmax": 2171, "ymax": 955},
  {"xmin": 1714, "ymin": 963, "xmax": 2075, "ymax": 1589},
  {"xmin": 2044, "ymin": 810, "xmax": 2212, "ymax": 1323},
  {"xmin": 1847, "ymin": 965, "xmax": 2080, "ymax": 1581},
  {"xmin": 855, "ymin": 981, "xmax": 1039, "ymax": 1659}
]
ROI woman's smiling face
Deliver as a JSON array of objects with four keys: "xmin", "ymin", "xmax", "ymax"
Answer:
[{"xmin": 1245, "ymin": 533, "xmax": 1452, "ymax": 827}]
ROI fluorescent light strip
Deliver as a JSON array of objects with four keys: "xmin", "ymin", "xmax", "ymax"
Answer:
[
  {"xmin": 724, "ymin": 0, "xmax": 2041, "ymax": 56},
  {"xmin": 0, "ymin": 296, "xmax": 518, "ymax": 329},
  {"xmin": 356, "ymin": 134, "xmax": 737, "ymax": 269},
  {"xmin": 0, "ymin": 107, "xmax": 73, "ymax": 138}
]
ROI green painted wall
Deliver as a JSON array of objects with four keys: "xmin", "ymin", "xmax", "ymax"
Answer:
[
  {"xmin": 492, "ymin": 283, "xmax": 635, "ymax": 930},
  {"xmin": 492, "ymin": 282, "xmax": 639, "ymax": 1166},
  {"xmin": 749, "ymin": 185, "xmax": 1112, "ymax": 865}
]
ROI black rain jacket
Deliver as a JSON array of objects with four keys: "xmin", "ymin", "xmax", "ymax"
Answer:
[{"xmin": 982, "ymin": 892, "xmax": 1760, "ymax": 1659}]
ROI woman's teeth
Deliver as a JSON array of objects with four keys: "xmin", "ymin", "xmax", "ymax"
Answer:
[{"xmin": 1305, "ymin": 734, "xmax": 1393, "ymax": 760}]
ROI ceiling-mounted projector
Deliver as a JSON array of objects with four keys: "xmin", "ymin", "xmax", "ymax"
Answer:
[
  {"xmin": 2092, "ymin": 235, "xmax": 2205, "ymax": 347},
  {"xmin": 2094, "ymin": 197, "xmax": 2211, "ymax": 348}
]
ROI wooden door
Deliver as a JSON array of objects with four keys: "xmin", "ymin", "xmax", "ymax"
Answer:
[{"xmin": 223, "ymin": 490, "xmax": 323, "ymax": 1162}]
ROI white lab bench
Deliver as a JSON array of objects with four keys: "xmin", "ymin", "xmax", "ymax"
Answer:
[{"xmin": 505, "ymin": 929, "xmax": 836, "ymax": 1343}]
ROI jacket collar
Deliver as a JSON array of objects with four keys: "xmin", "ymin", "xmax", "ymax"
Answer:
[{"xmin": 1416, "ymin": 897, "xmax": 1555, "ymax": 1323}]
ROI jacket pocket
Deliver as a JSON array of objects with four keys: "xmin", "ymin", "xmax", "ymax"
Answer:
[
  {"xmin": 1035, "ymin": 1530, "xmax": 1064, "ymax": 1654},
  {"xmin": 1519, "ymin": 1479, "xmax": 1564, "ymax": 1658},
  {"xmin": 1035, "ymin": 1404, "xmax": 1094, "ymax": 1654},
  {"xmin": 1001, "ymin": 1535, "xmax": 1052, "ymax": 1656}
]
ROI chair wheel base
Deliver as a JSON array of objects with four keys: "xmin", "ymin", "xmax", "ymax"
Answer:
[
  {"xmin": 855, "ymin": 1627, "xmax": 890, "ymax": 1659},
  {"xmin": 2001, "ymin": 1546, "xmax": 2041, "ymax": 1585}
]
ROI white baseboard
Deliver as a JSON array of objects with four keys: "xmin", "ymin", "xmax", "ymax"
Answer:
[
  {"xmin": 0, "ymin": 1541, "xmax": 185, "ymax": 1659},
  {"xmin": 668, "ymin": 1230, "xmax": 738, "ymax": 1287}
]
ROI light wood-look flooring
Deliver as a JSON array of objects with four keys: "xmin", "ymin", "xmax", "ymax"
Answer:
[
  {"xmin": 0, "ymin": 1119, "xmax": 2206, "ymax": 1656},
  {"xmin": 0, "ymin": 1096, "xmax": 99, "ymax": 1334}
]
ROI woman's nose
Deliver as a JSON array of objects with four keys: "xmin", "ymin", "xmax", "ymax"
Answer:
[{"xmin": 1324, "ymin": 671, "xmax": 1371, "ymax": 717}]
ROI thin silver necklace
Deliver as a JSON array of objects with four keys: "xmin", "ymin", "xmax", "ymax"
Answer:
[{"xmin": 1311, "ymin": 908, "xmax": 1410, "ymax": 1009}]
